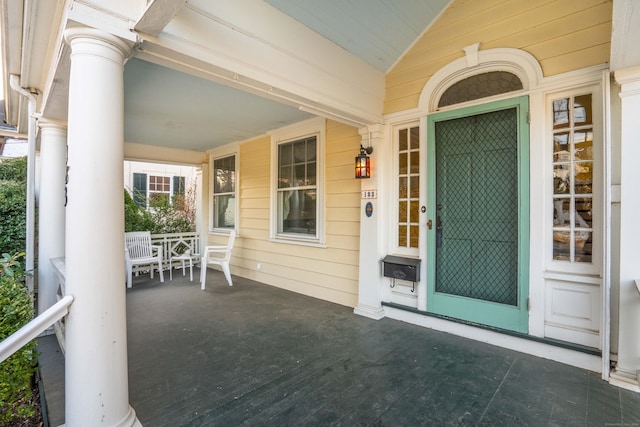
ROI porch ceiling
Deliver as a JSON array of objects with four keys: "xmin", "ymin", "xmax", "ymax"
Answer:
[{"xmin": 2, "ymin": 0, "xmax": 452, "ymax": 153}]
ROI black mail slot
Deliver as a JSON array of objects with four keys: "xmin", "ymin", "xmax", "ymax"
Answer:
[{"xmin": 381, "ymin": 255, "xmax": 421, "ymax": 282}]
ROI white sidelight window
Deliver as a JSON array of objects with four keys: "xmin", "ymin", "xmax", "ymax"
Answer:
[
  {"xmin": 551, "ymin": 93, "xmax": 597, "ymax": 266},
  {"xmin": 396, "ymin": 125, "xmax": 420, "ymax": 250}
]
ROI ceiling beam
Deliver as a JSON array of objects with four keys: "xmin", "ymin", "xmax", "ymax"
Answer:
[
  {"xmin": 135, "ymin": 0, "xmax": 384, "ymax": 126},
  {"xmin": 134, "ymin": 0, "xmax": 188, "ymax": 36}
]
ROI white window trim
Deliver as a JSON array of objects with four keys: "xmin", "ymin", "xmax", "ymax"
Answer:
[
  {"xmin": 544, "ymin": 83, "xmax": 604, "ymax": 277},
  {"xmin": 208, "ymin": 143, "xmax": 239, "ymax": 235},
  {"xmin": 268, "ymin": 117, "xmax": 326, "ymax": 246}
]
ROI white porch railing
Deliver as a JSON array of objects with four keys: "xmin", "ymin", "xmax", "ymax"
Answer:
[
  {"xmin": 151, "ymin": 231, "xmax": 201, "ymax": 269},
  {"xmin": 0, "ymin": 295, "xmax": 73, "ymax": 364}
]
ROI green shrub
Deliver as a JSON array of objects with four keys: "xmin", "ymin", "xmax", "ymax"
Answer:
[
  {"xmin": 0, "ymin": 158, "xmax": 27, "ymax": 264},
  {"xmin": 124, "ymin": 189, "xmax": 195, "ymax": 234},
  {"xmin": 0, "ymin": 157, "xmax": 27, "ymax": 182},
  {"xmin": 0, "ymin": 252, "xmax": 38, "ymax": 424},
  {"xmin": 0, "ymin": 181, "xmax": 27, "ymax": 258}
]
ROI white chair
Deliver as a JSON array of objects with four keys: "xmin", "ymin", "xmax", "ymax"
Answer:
[
  {"xmin": 170, "ymin": 249, "xmax": 197, "ymax": 282},
  {"xmin": 125, "ymin": 231, "xmax": 164, "ymax": 288},
  {"xmin": 200, "ymin": 231, "xmax": 236, "ymax": 290}
]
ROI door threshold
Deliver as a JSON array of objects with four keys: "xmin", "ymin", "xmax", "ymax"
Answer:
[{"xmin": 382, "ymin": 301, "xmax": 601, "ymax": 357}]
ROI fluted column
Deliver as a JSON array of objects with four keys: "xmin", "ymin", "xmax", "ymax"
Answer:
[
  {"xmin": 63, "ymin": 27, "xmax": 140, "ymax": 427},
  {"xmin": 37, "ymin": 120, "xmax": 67, "ymax": 316}
]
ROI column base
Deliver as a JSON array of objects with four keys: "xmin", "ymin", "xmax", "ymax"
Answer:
[{"xmin": 354, "ymin": 304, "xmax": 385, "ymax": 320}]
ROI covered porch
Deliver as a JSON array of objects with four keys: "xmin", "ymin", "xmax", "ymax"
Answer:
[{"xmin": 39, "ymin": 271, "xmax": 640, "ymax": 426}]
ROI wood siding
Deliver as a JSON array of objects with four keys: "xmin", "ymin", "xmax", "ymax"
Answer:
[
  {"xmin": 385, "ymin": 0, "xmax": 612, "ymax": 114},
  {"xmin": 208, "ymin": 121, "xmax": 362, "ymax": 307}
]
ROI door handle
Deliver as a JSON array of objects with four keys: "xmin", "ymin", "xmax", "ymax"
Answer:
[
  {"xmin": 427, "ymin": 220, "xmax": 432, "ymax": 230},
  {"xmin": 436, "ymin": 215, "xmax": 443, "ymax": 248}
]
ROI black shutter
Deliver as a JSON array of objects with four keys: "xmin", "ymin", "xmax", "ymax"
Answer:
[
  {"xmin": 173, "ymin": 176, "xmax": 185, "ymax": 195},
  {"xmin": 133, "ymin": 173, "xmax": 147, "ymax": 207}
]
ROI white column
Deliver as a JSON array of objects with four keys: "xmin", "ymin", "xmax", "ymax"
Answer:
[
  {"xmin": 63, "ymin": 28, "xmax": 140, "ymax": 427},
  {"xmin": 354, "ymin": 125, "xmax": 387, "ymax": 319},
  {"xmin": 37, "ymin": 120, "xmax": 67, "ymax": 315},
  {"xmin": 614, "ymin": 65, "xmax": 640, "ymax": 381}
]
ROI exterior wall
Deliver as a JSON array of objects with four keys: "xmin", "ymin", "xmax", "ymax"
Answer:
[
  {"xmin": 206, "ymin": 120, "xmax": 362, "ymax": 307},
  {"xmin": 385, "ymin": 0, "xmax": 612, "ymax": 114},
  {"xmin": 370, "ymin": 0, "xmax": 616, "ymax": 373},
  {"xmin": 123, "ymin": 160, "xmax": 197, "ymax": 202}
]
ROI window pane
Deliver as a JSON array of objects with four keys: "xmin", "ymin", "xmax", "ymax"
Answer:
[
  {"xmin": 399, "ymin": 153, "xmax": 408, "ymax": 174},
  {"xmin": 574, "ymin": 94, "xmax": 592, "ymax": 125},
  {"xmin": 294, "ymin": 164, "xmax": 306, "ymax": 185},
  {"xmin": 279, "ymin": 166, "xmax": 292, "ymax": 188},
  {"xmin": 214, "ymin": 194, "xmax": 235, "ymax": 228},
  {"xmin": 575, "ymin": 197, "xmax": 593, "ymax": 228},
  {"xmin": 306, "ymin": 138, "xmax": 317, "ymax": 161},
  {"xmin": 410, "ymin": 201, "xmax": 420, "ymax": 223},
  {"xmin": 410, "ymin": 176, "xmax": 419, "ymax": 198},
  {"xmin": 398, "ymin": 225, "xmax": 407, "ymax": 247},
  {"xmin": 294, "ymin": 140, "xmax": 307, "ymax": 162},
  {"xmin": 553, "ymin": 231, "xmax": 571, "ymax": 261},
  {"xmin": 575, "ymin": 232, "xmax": 592, "ymax": 263},
  {"xmin": 553, "ymin": 198, "xmax": 571, "ymax": 227},
  {"xmin": 279, "ymin": 189, "xmax": 316, "ymax": 235},
  {"xmin": 553, "ymin": 98, "xmax": 570, "ymax": 129},
  {"xmin": 410, "ymin": 151, "xmax": 420, "ymax": 174},
  {"xmin": 410, "ymin": 127, "xmax": 419, "ymax": 149},
  {"xmin": 279, "ymin": 143, "xmax": 292, "ymax": 166},
  {"xmin": 575, "ymin": 162, "xmax": 592, "ymax": 194},
  {"xmin": 553, "ymin": 132, "xmax": 570, "ymax": 162},
  {"xmin": 574, "ymin": 130, "xmax": 593, "ymax": 161},
  {"xmin": 399, "ymin": 201, "xmax": 407, "ymax": 223},
  {"xmin": 307, "ymin": 162, "xmax": 316, "ymax": 186},
  {"xmin": 399, "ymin": 129, "xmax": 407, "ymax": 151},
  {"xmin": 214, "ymin": 156, "xmax": 235, "ymax": 193},
  {"xmin": 438, "ymin": 71, "xmax": 523, "ymax": 107},
  {"xmin": 399, "ymin": 177, "xmax": 408, "ymax": 199},
  {"xmin": 553, "ymin": 165, "xmax": 571, "ymax": 194},
  {"xmin": 410, "ymin": 225, "xmax": 419, "ymax": 248}
]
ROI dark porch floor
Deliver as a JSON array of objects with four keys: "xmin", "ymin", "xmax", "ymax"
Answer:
[{"xmin": 38, "ymin": 269, "xmax": 640, "ymax": 426}]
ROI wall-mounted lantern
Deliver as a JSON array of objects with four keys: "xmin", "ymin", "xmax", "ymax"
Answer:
[{"xmin": 355, "ymin": 145, "xmax": 373, "ymax": 179}]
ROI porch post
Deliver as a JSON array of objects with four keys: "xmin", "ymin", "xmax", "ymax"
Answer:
[
  {"xmin": 354, "ymin": 124, "xmax": 387, "ymax": 319},
  {"xmin": 614, "ymin": 65, "xmax": 640, "ymax": 382},
  {"xmin": 36, "ymin": 120, "xmax": 67, "ymax": 315},
  {"xmin": 63, "ymin": 28, "xmax": 140, "ymax": 426}
]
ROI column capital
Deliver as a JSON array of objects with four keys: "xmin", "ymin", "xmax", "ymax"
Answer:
[
  {"xmin": 38, "ymin": 118, "xmax": 67, "ymax": 131},
  {"xmin": 64, "ymin": 27, "xmax": 132, "ymax": 62}
]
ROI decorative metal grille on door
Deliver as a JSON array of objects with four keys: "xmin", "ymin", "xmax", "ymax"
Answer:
[{"xmin": 435, "ymin": 108, "xmax": 519, "ymax": 306}]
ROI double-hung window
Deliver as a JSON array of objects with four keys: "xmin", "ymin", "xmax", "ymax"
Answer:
[
  {"xmin": 149, "ymin": 175, "xmax": 171, "ymax": 206},
  {"xmin": 277, "ymin": 137, "xmax": 317, "ymax": 236},
  {"xmin": 270, "ymin": 118, "xmax": 325, "ymax": 244},
  {"xmin": 212, "ymin": 154, "xmax": 236, "ymax": 230}
]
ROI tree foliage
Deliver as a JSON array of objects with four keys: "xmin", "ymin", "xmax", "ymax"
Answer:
[
  {"xmin": 124, "ymin": 188, "xmax": 196, "ymax": 234},
  {"xmin": 0, "ymin": 157, "xmax": 27, "ymax": 267},
  {"xmin": 0, "ymin": 252, "xmax": 38, "ymax": 424}
]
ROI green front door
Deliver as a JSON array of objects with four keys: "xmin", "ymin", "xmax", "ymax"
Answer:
[{"xmin": 427, "ymin": 97, "xmax": 529, "ymax": 333}]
